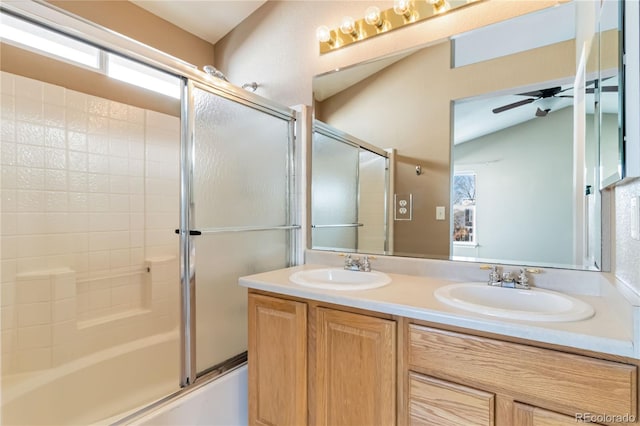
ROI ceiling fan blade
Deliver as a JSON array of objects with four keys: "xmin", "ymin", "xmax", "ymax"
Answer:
[
  {"xmin": 517, "ymin": 90, "xmax": 544, "ymax": 97},
  {"xmin": 492, "ymin": 98, "xmax": 536, "ymax": 114}
]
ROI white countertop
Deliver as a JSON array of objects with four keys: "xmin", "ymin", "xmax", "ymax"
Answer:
[{"xmin": 240, "ymin": 264, "xmax": 638, "ymax": 359}]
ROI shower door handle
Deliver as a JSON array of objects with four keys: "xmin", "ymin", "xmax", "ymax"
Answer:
[{"xmin": 174, "ymin": 229, "xmax": 203, "ymax": 236}]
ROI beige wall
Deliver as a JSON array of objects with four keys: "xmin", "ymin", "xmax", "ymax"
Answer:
[{"xmin": 316, "ymin": 39, "xmax": 575, "ymax": 257}]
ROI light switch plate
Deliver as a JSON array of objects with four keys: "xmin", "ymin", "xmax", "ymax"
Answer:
[
  {"xmin": 631, "ymin": 196, "xmax": 640, "ymax": 241},
  {"xmin": 436, "ymin": 206, "xmax": 446, "ymax": 221}
]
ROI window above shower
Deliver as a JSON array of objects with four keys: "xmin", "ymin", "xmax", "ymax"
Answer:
[{"xmin": 0, "ymin": 11, "xmax": 181, "ymax": 99}]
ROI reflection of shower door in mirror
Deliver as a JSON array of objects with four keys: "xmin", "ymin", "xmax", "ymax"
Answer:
[
  {"xmin": 311, "ymin": 133, "xmax": 360, "ymax": 251},
  {"xmin": 184, "ymin": 83, "xmax": 296, "ymax": 380}
]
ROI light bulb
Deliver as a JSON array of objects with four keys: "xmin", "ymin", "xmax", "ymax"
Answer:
[
  {"xmin": 364, "ymin": 6, "xmax": 382, "ymax": 27},
  {"xmin": 316, "ymin": 25, "xmax": 332, "ymax": 43},
  {"xmin": 393, "ymin": 0, "xmax": 412, "ymax": 16},
  {"xmin": 339, "ymin": 16, "xmax": 357, "ymax": 37}
]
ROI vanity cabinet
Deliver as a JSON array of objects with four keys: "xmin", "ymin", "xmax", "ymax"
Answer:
[
  {"xmin": 248, "ymin": 292, "xmax": 396, "ymax": 426},
  {"xmin": 248, "ymin": 291, "xmax": 637, "ymax": 426},
  {"xmin": 406, "ymin": 324, "xmax": 637, "ymax": 426},
  {"xmin": 248, "ymin": 293, "xmax": 307, "ymax": 426},
  {"xmin": 314, "ymin": 308, "xmax": 396, "ymax": 426}
]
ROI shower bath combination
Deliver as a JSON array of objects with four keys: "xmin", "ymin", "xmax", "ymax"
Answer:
[
  {"xmin": 203, "ymin": 65, "xmax": 259, "ymax": 92},
  {"xmin": 0, "ymin": 5, "xmax": 296, "ymax": 423}
]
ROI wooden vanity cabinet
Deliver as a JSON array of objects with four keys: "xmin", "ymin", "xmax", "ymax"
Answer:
[
  {"xmin": 248, "ymin": 292, "xmax": 396, "ymax": 426},
  {"xmin": 314, "ymin": 308, "xmax": 396, "ymax": 426},
  {"xmin": 248, "ymin": 293, "xmax": 308, "ymax": 426},
  {"xmin": 248, "ymin": 291, "xmax": 637, "ymax": 426},
  {"xmin": 405, "ymin": 323, "xmax": 637, "ymax": 426}
]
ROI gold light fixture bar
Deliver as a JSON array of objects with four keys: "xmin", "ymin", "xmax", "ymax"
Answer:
[{"xmin": 318, "ymin": 0, "xmax": 483, "ymax": 54}]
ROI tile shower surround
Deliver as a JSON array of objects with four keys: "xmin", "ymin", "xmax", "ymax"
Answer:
[{"xmin": 1, "ymin": 72, "xmax": 180, "ymax": 373}]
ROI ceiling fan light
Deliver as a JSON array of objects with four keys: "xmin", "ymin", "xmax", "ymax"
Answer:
[{"xmin": 535, "ymin": 107, "xmax": 551, "ymax": 117}]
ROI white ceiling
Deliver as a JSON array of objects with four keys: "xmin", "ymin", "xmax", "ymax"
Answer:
[{"xmin": 131, "ymin": 0, "xmax": 266, "ymax": 44}]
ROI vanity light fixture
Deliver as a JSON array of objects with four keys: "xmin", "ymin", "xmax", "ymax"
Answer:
[{"xmin": 316, "ymin": 0, "xmax": 483, "ymax": 54}]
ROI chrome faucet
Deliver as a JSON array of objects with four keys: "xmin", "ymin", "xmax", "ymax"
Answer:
[
  {"xmin": 343, "ymin": 254, "xmax": 372, "ymax": 272},
  {"xmin": 485, "ymin": 265, "xmax": 532, "ymax": 289}
]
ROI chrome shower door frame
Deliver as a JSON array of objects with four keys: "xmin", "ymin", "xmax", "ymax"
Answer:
[{"xmin": 179, "ymin": 79, "xmax": 298, "ymax": 386}]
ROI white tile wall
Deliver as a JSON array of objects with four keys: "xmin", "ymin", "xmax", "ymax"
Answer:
[
  {"xmin": 615, "ymin": 178, "xmax": 640, "ymax": 293},
  {"xmin": 1, "ymin": 72, "xmax": 180, "ymax": 373}
]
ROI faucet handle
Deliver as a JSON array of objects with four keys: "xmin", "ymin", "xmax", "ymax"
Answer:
[
  {"xmin": 517, "ymin": 268, "xmax": 530, "ymax": 289},
  {"xmin": 360, "ymin": 256, "xmax": 371, "ymax": 272},
  {"xmin": 484, "ymin": 265, "xmax": 501, "ymax": 285}
]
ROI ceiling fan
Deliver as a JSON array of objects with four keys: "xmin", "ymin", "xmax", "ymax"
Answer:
[
  {"xmin": 492, "ymin": 82, "xmax": 618, "ymax": 117},
  {"xmin": 491, "ymin": 86, "xmax": 572, "ymax": 115}
]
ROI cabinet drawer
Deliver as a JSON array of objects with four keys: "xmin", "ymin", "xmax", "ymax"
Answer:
[
  {"xmin": 408, "ymin": 324, "xmax": 637, "ymax": 418},
  {"xmin": 514, "ymin": 403, "xmax": 605, "ymax": 426},
  {"xmin": 409, "ymin": 373, "xmax": 494, "ymax": 426}
]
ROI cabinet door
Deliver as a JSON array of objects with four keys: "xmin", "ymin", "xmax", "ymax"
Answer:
[
  {"xmin": 315, "ymin": 308, "xmax": 396, "ymax": 426},
  {"xmin": 248, "ymin": 294, "xmax": 307, "ymax": 426},
  {"xmin": 513, "ymin": 403, "xmax": 604, "ymax": 426},
  {"xmin": 408, "ymin": 373, "xmax": 495, "ymax": 426}
]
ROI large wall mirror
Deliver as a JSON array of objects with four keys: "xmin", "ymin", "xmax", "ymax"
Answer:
[{"xmin": 311, "ymin": 1, "xmax": 623, "ymax": 271}]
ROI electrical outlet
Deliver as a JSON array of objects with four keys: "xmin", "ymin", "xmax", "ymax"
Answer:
[
  {"xmin": 632, "ymin": 196, "xmax": 639, "ymax": 240},
  {"xmin": 436, "ymin": 206, "xmax": 446, "ymax": 221},
  {"xmin": 394, "ymin": 194, "xmax": 412, "ymax": 221}
]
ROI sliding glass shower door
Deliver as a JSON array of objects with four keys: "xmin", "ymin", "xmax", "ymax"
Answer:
[
  {"xmin": 311, "ymin": 132, "xmax": 360, "ymax": 250},
  {"xmin": 183, "ymin": 83, "xmax": 296, "ymax": 380}
]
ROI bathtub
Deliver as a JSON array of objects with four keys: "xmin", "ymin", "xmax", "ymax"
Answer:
[
  {"xmin": 1, "ymin": 331, "xmax": 180, "ymax": 426},
  {"xmin": 126, "ymin": 365, "xmax": 248, "ymax": 426}
]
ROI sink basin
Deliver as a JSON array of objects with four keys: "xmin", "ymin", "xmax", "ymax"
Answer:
[
  {"xmin": 289, "ymin": 268, "xmax": 391, "ymax": 291},
  {"xmin": 434, "ymin": 282, "xmax": 594, "ymax": 322}
]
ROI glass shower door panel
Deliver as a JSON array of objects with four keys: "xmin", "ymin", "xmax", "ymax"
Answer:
[
  {"xmin": 192, "ymin": 89, "xmax": 288, "ymax": 228},
  {"xmin": 311, "ymin": 133, "xmax": 359, "ymax": 250},
  {"xmin": 358, "ymin": 150, "xmax": 387, "ymax": 253},
  {"xmin": 191, "ymin": 87, "xmax": 291, "ymax": 373},
  {"xmin": 194, "ymin": 231, "xmax": 287, "ymax": 370}
]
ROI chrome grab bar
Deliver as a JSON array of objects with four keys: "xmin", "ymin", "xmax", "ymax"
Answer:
[{"xmin": 175, "ymin": 225, "xmax": 301, "ymax": 235}]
